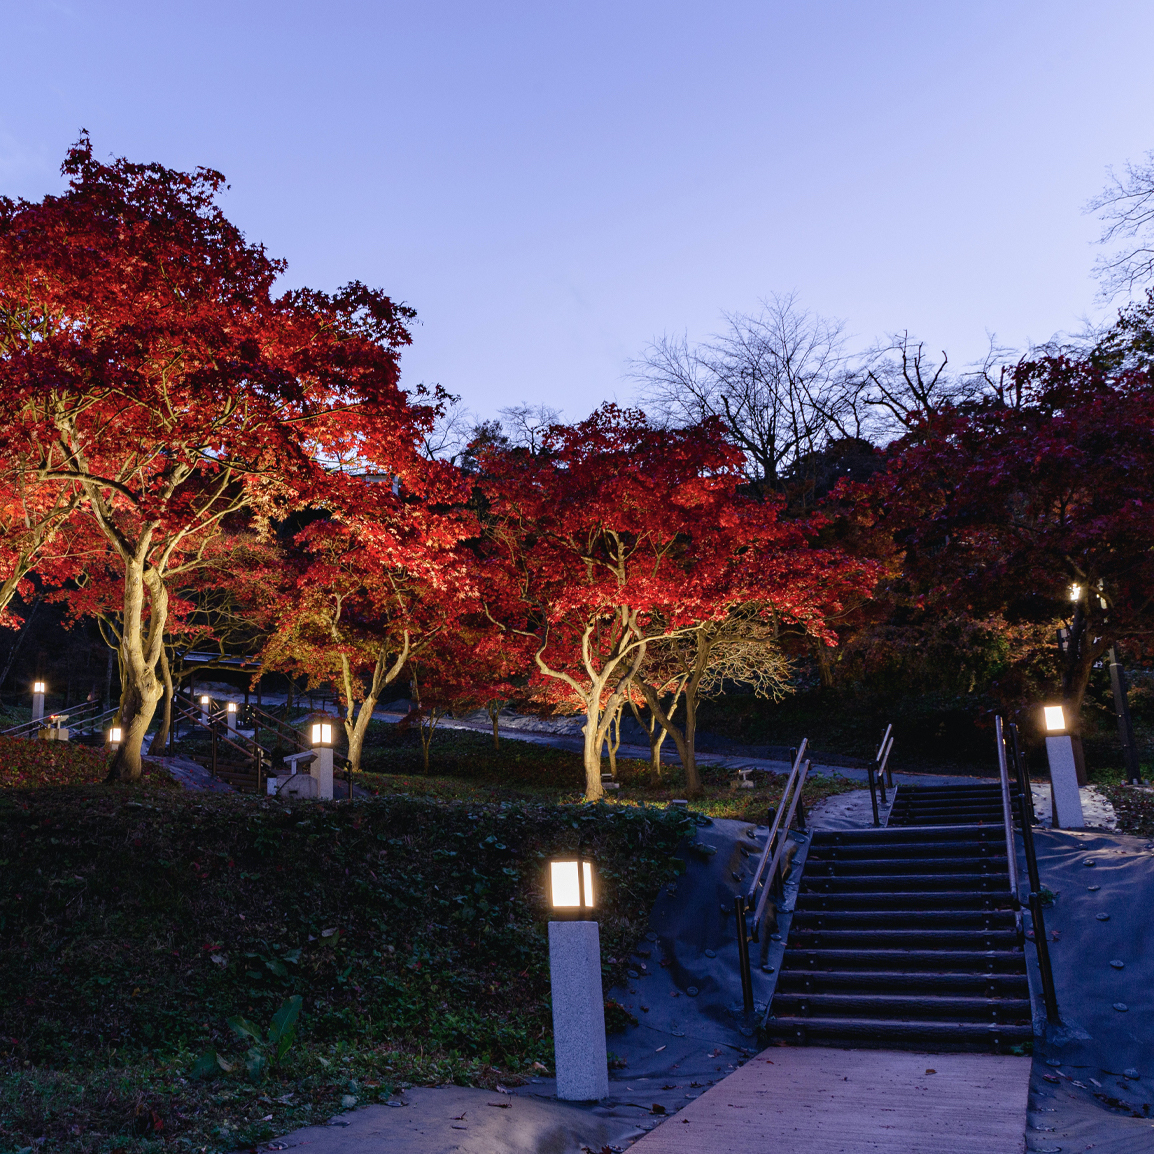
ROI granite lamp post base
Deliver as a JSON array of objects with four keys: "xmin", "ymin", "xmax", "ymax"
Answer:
[
  {"xmin": 548, "ymin": 920, "xmax": 609, "ymax": 1101},
  {"xmin": 1046, "ymin": 734, "xmax": 1085, "ymax": 828},
  {"xmin": 311, "ymin": 746, "xmax": 334, "ymax": 800}
]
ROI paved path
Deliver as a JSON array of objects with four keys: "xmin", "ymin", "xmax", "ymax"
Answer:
[{"xmin": 629, "ymin": 1047, "xmax": 1031, "ymax": 1154}]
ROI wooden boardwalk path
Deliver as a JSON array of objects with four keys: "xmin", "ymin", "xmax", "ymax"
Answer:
[{"xmin": 629, "ymin": 1047, "xmax": 1030, "ymax": 1154}]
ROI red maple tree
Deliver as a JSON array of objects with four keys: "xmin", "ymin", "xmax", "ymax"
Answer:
[
  {"xmin": 871, "ymin": 354, "xmax": 1154, "ymax": 734},
  {"xmin": 478, "ymin": 405, "xmax": 868, "ymax": 798},
  {"xmin": 258, "ymin": 468, "xmax": 473, "ymax": 773},
  {"xmin": 0, "ymin": 136, "xmax": 430, "ymax": 778}
]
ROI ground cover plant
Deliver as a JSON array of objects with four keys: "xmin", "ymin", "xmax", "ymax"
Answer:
[
  {"xmin": 0, "ymin": 736, "xmax": 173, "ymax": 790},
  {"xmin": 0, "ymin": 785, "xmax": 692, "ymax": 1152},
  {"xmin": 350, "ymin": 722, "xmax": 857, "ymax": 823}
]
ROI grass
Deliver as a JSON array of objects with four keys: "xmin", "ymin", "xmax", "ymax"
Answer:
[
  {"xmin": 0, "ymin": 782, "xmax": 694, "ymax": 1152},
  {"xmin": 349, "ymin": 721, "xmax": 857, "ymax": 822}
]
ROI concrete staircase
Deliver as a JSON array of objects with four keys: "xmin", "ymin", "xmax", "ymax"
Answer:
[{"xmin": 764, "ymin": 822, "xmax": 1032, "ymax": 1052}]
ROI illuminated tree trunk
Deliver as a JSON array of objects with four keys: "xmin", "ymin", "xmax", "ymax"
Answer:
[{"xmin": 106, "ymin": 560, "xmax": 167, "ymax": 783}]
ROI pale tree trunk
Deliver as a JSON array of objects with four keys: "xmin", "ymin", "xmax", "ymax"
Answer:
[
  {"xmin": 637, "ymin": 629, "xmax": 712, "ymax": 797},
  {"xmin": 630, "ymin": 690, "xmax": 679, "ymax": 775},
  {"xmin": 418, "ymin": 707, "xmax": 442, "ymax": 772},
  {"xmin": 579, "ymin": 649, "xmax": 648, "ymax": 800},
  {"xmin": 147, "ymin": 644, "xmax": 174, "ymax": 755},
  {"xmin": 106, "ymin": 562, "xmax": 168, "ymax": 783},
  {"xmin": 606, "ymin": 701, "xmax": 623, "ymax": 778},
  {"xmin": 487, "ymin": 699, "xmax": 503, "ymax": 750},
  {"xmin": 581, "ymin": 705, "xmax": 607, "ymax": 799},
  {"xmin": 341, "ymin": 636, "xmax": 410, "ymax": 773}
]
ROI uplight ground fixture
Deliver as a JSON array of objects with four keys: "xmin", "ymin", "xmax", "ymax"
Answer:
[
  {"xmin": 108, "ymin": 726, "xmax": 123, "ymax": 751},
  {"xmin": 310, "ymin": 721, "xmax": 334, "ymax": 799},
  {"xmin": 547, "ymin": 856, "xmax": 608, "ymax": 1101},
  {"xmin": 32, "ymin": 681, "xmax": 46, "ymax": 722},
  {"xmin": 1043, "ymin": 704, "xmax": 1084, "ymax": 828}
]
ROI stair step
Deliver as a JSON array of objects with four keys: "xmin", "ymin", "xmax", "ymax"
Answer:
[
  {"xmin": 789, "ymin": 928, "xmax": 1021, "ymax": 950},
  {"xmin": 811, "ymin": 826, "xmax": 1003, "ymax": 846},
  {"xmin": 781, "ymin": 948, "xmax": 1026, "ymax": 973},
  {"xmin": 790, "ymin": 909, "xmax": 1017, "ymax": 930},
  {"xmin": 804, "ymin": 857, "xmax": 1008, "ymax": 876},
  {"xmin": 794, "ymin": 891, "xmax": 1013, "ymax": 912},
  {"xmin": 807, "ymin": 840, "xmax": 1008, "ymax": 861},
  {"xmin": 762, "ymin": 1015, "xmax": 1034, "ymax": 1050},
  {"xmin": 774, "ymin": 970, "xmax": 1029, "ymax": 996},
  {"xmin": 770, "ymin": 992, "xmax": 1033, "ymax": 1022},
  {"xmin": 801, "ymin": 873, "xmax": 1010, "ymax": 892}
]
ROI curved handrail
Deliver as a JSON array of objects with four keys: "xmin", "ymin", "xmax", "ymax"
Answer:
[
  {"xmin": 750, "ymin": 757, "xmax": 811, "ymax": 934},
  {"xmin": 746, "ymin": 739, "xmax": 807, "ymax": 905}
]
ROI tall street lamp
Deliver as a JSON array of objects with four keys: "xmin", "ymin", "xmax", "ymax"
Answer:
[
  {"xmin": 547, "ymin": 855, "xmax": 609, "ymax": 1101},
  {"xmin": 1043, "ymin": 705, "xmax": 1085, "ymax": 828}
]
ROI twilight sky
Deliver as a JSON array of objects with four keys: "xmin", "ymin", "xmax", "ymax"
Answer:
[{"xmin": 2, "ymin": 1, "xmax": 1152, "ymax": 419}]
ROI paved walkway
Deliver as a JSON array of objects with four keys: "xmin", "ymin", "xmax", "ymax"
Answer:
[{"xmin": 629, "ymin": 1047, "xmax": 1031, "ymax": 1154}]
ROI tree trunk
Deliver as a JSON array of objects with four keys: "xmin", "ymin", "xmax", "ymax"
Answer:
[
  {"xmin": 637, "ymin": 682, "xmax": 701, "ymax": 795},
  {"xmin": 340, "ymin": 638, "xmax": 409, "ymax": 773},
  {"xmin": 418, "ymin": 708, "xmax": 441, "ymax": 773},
  {"xmin": 345, "ymin": 692, "xmax": 380, "ymax": 775},
  {"xmin": 581, "ymin": 702, "xmax": 606, "ymax": 800},
  {"xmin": 682, "ymin": 689, "xmax": 701, "ymax": 796},
  {"xmin": 606, "ymin": 702, "xmax": 623, "ymax": 778},
  {"xmin": 815, "ymin": 638, "xmax": 834, "ymax": 690},
  {"xmin": 106, "ymin": 562, "xmax": 167, "ymax": 783},
  {"xmin": 487, "ymin": 699, "xmax": 502, "ymax": 749},
  {"xmin": 147, "ymin": 645, "xmax": 174, "ymax": 755},
  {"xmin": 628, "ymin": 696, "xmax": 669, "ymax": 776}
]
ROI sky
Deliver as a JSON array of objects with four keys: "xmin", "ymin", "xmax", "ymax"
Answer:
[{"xmin": 2, "ymin": 1, "xmax": 1153, "ymax": 420}]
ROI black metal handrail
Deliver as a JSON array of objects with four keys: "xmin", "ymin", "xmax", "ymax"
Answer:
[
  {"xmin": 996, "ymin": 714, "xmax": 1060, "ymax": 1023},
  {"xmin": 170, "ymin": 698, "xmax": 269, "ymax": 792},
  {"xmin": 245, "ymin": 703, "xmax": 309, "ymax": 753},
  {"xmin": 1, "ymin": 698, "xmax": 108, "ymax": 738}
]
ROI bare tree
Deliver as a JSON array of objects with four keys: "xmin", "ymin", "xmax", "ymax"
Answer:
[
  {"xmin": 1088, "ymin": 150, "xmax": 1154, "ymax": 300},
  {"xmin": 497, "ymin": 404, "xmax": 562, "ymax": 454},
  {"xmin": 631, "ymin": 293, "xmax": 850, "ymax": 499},
  {"xmin": 844, "ymin": 332, "xmax": 1002, "ymax": 440},
  {"xmin": 420, "ymin": 397, "xmax": 476, "ymax": 465}
]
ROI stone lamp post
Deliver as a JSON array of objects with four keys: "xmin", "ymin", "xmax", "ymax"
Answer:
[
  {"xmin": 1043, "ymin": 705, "xmax": 1085, "ymax": 829},
  {"xmin": 548, "ymin": 856, "xmax": 609, "ymax": 1101},
  {"xmin": 310, "ymin": 721, "xmax": 335, "ymax": 800},
  {"xmin": 32, "ymin": 681, "xmax": 46, "ymax": 723}
]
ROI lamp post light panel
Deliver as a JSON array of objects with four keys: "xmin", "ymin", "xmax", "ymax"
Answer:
[
  {"xmin": 33, "ymin": 681, "xmax": 46, "ymax": 694},
  {"xmin": 550, "ymin": 858, "xmax": 595, "ymax": 915},
  {"xmin": 1043, "ymin": 705, "xmax": 1066, "ymax": 733},
  {"xmin": 312, "ymin": 722, "xmax": 333, "ymax": 747},
  {"xmin": 108, "ymin": 726, "xmax": 122, "ymax": 747}
]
